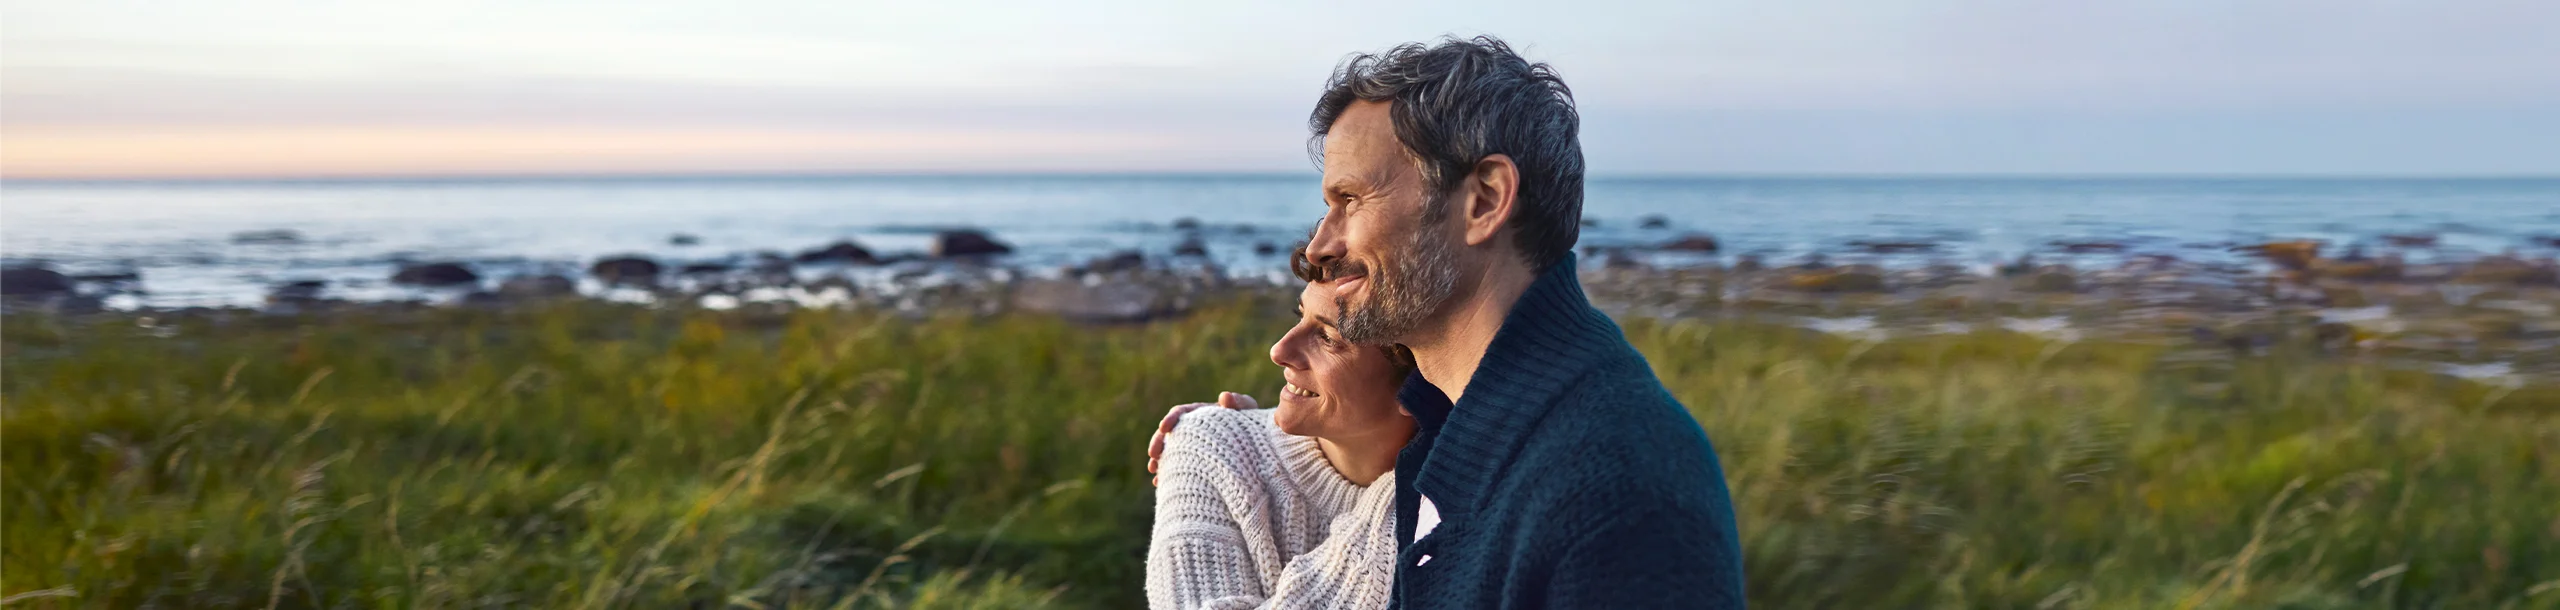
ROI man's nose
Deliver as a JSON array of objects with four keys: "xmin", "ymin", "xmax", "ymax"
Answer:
[{"xmin": 1305, "ymin": 214, "xmax": 1347, "ymax": 269}]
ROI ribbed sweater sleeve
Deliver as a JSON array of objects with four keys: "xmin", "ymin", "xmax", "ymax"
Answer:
[{"xmin": 1144, "ymin": 408, "xmax": 1398, "ymax": 610}]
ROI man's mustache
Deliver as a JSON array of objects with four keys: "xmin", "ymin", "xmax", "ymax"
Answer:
[{"xmin": 1320, "ymin": 258, "xmax": 1368, "ymax": 283}]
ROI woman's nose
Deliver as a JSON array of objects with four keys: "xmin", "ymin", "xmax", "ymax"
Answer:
[{"xmin": 1269, "ymin": 331, "xmax": 1308, "ymax": 370}]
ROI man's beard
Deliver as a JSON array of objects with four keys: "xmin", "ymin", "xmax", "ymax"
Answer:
[{"xmin": 1331, "ymin": 195, "xmax": 1460, "ymax": 345}]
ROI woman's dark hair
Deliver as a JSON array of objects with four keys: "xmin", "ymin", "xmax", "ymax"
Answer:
[
  {"xmin": 1291, "ymin": 243, "xmax": 1417, "ymax": 372},
  {"xmin": 1308, "ymin": 35, "xmax": 1585, "ymax": 272}
]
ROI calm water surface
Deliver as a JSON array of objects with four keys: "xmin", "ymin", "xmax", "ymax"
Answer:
[{"xmin": 5, "ymin": 174, "xmax": 2556, "ymax": 307}]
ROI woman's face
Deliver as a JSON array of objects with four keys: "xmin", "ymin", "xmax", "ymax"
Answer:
[{"xmin": 1269, "ymin": 282, "xmax": 1411, "ymax": 440}]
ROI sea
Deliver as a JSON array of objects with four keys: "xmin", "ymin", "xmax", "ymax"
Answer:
[{"xmin": 4, "ymin": 174, "xmax": 2557, "ymax": 308}]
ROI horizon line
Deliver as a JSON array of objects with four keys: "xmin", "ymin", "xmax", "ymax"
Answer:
[{"xmin": 9, "ymin": 169, "xmax": 2559, "ymax": 185}]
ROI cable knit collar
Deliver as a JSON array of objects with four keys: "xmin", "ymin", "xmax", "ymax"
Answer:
[{"xmin": 1396, "ymin": 253, "xmax": 1626, "ymax": 520}]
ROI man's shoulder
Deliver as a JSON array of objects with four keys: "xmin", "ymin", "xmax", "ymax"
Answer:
[
  {"xmin": 1505, "ymin": 360, "xmax": 1727, "ymax": 505},
  {"xmin": 1534, "ymin": 357, "xmax": 1706, "ymax": 445}
]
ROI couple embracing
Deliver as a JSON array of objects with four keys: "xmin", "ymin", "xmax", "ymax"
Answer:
[{"xmin": 1139, "ymin": 36, "xmax": 1745, "ymax": 609}]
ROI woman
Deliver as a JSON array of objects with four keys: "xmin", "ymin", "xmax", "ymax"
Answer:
[{"xmin": 1141, "ymin": 255, "xmax": 1417, "ymax": 610}]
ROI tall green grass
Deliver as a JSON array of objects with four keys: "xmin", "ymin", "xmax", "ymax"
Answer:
[{"xmin": 4, "ymin": 298, "xmax": 2554, "ymax": 608}]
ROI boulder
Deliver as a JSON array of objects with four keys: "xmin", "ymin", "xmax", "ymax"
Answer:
[
  {"xmin": 1732, "ymin": 254, "xmax": 1767, "ymax": 274},
  {"xmin": 2, "ymin": 266, "xmax": 74, "ymax": 297},
  {"xmin": 2456, "ymin": 256, "xmax": 2559, "ymax": 286},
  {"xmin": 668, "ymin": 233, "xmax": 703, "ymax": 246},
  {"xmin": 1659, "ymin": 234, "xmax": 1721, "ymax": 253},
  {"xmin": 794, "ymin": 241, "xmax": 877, "ymax": 264},
  {"xmin": 391, "ymin": 262, "xmax": 479, "ymax": 287},
  {"xmin": 1999, "ymin": 254, "xmax": 2040, "ymax": 277},
  {"xmin": 70, "ymin": 270, "xmax": 143, "ymax": 283},
  {"xmin": 2051, "ymin": 241, "xmax": 2126, "ymax": 253},
  {"xmin": 932, "ymin": 230, "xmax": 1013, "ymax": 257},
  {"xmin": 1012, "ymin": 278, "xmax": 1175, "ymax": 323},
  {"xmin": 1603, "ymin": 249, "xmax": 1645, "ymax": 270},
  {"xmin": 231, "ymin": 229, "xmax": 304, "ymax": 245},
  {"xmin": 1253, "ymin": 241, "xmax": 1280, "ymax": 256},
  {"xmin": 1781, "ymin": 266, "xmax": 1888, "ymax": 293},
  {"xmin": 679, "ymin": 261, "xmax": 734, "ymax": 275},
  {"xmin": 267, "ymin": 280, "xmax": 327, "ymax": 303},
  {"xmin": 1086, "ymin": 250, "xmax": 1147, "ymax": 275},
  {"xmin": 1847, "ymin": 240, "xmax": 1936, "ymax": 254},
  {"xmin": 1171, "ymin": 217, "xmax": 1203, "ymax": 231},
  {"xmin": 2381, "ymin": 233, "xmax": 2438, "ymax": 248},
  {"xmin": 1172, "ymin": 237, "xmax": 1210, "ymax": 258},
  {"xmin": 499, "ymin": 275, "xmax": 578, "ymax": 299},
  {"xmin": 2314, "ymin": 256, "xmax": 2403, "ymax": 282},
  {"xmin": 589, "ymin": 256, "xmax": 663, "ymax": 286},
  {"xmin": 752, "ymin": 252, "xmax": 794, "ymax": 272},
  {"xmin": 2026, "ymin": 265, "xmax": 2079, "ymax": 292},
  {"xmin": 2234, "ymin": 240, "xmax": 2322, "ymax": 270},
  {"xmin": 1639, "ymin": 215, "xmax": 1671, "ymax": 230}
]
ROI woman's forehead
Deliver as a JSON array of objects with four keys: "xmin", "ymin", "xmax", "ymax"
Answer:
[{"xmin": 1297, "ymin": 283, "xmax": 1339, "ymax": 319}]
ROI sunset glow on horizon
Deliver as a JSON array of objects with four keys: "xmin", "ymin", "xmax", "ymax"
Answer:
[{"xmin": 4, "ymin": 0, "xmax": 2554, "ymax": 179}]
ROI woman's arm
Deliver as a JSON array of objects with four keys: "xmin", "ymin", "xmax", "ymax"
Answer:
[
  {"xmin": 1145, "ymin": 408, "xmax": 1398, "ymax": 610},
  {"xmin": 1255, "ymin": 475, "xmax": 1400, "ymax": 609},
  {"xmin": 1145, "ymin": 408, "xmax": 1286, "ymax": 610}
]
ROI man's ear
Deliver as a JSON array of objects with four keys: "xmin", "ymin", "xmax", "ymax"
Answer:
[{"xmin": 1460, "ymin": 154, "xmax": 1519, "ymax": 247}]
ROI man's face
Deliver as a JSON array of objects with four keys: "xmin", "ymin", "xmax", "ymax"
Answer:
[{"xmin": 1307, "ymin": 100, "xmax": 1462, "ymax": 346}]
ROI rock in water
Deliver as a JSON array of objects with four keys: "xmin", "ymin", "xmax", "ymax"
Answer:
[
  {"xmin": 2027, "ymin": 265, "xmax": 2079, "ymax": 292},
  {"xmin": 2381, "ymin": 233, "xmax": 2438, "ymax": 248},
  {"xmin": 268, "ymin": 280, "xmax": 327, "ymax": 303},
  {"xmin": 1173, "ymin": 237, "xmax": 1209, "ymax": 258},
  {"xmin": 2051, "ymin": 240, "xmax": 2126, "ymax": 253},
  {"xmin": 500, "ymin": 275, "xmax": 578, "ymax": 299},
  {"xmin": 1013, "ymin": 278, "xmax": 1172, "ymax": 323},
  {"xmin": 1782, "ymin": 266, "xmax": 1889, "ymax": 293},
  {"xmin": 1254, "ymin": 241, "xmax": 1280, "ymax": 256},
  {"xmin": 668, "ymin": 233, "xmax": 703, "ymax": 246},
  {"xmin": 794, "ymin": 241, "xmax": 877, "ymax": 264},
  {"xmin": 590, "ymin": 256, "xmax": 663, "ymax": 286},
  {"xmin": 391, "ymin": 262, "xmax": 479, "ymax": 287},
  {"xmin": 1847, "ymin": 240, "xmax": 1937, "ymax": 254},
  {"xmin": 70, "ymin": 271, "xmax": 143, "ymax": 283},
  {"xmin": 231, "ymin": 229, "xmax": 304, "ymax": 245},
  {"xmin": 933, "ymin": 230, "xmax": 1013, "ymax": 257},
  {"xmin": 1659, "ymin": 234, "xmax": 1721, "ymax": 253},
  {"xmin": 1, "ymin": 266, "xmax": 73, "ymax": 296},
  {"xmin": 1086, "ymin": 250, "xmax": 1147, "ymax": 275},
  {"xmin": 1171, "ymin": 217, "xmax": 1203, "ymax": 231},
  {"xmin": 2234, "ymin": 240, "xmax": 2322, "ymax": 270},
  {"xmin": 1639, "ymin": 215, "xmax": 1671, "ymax": 230}
]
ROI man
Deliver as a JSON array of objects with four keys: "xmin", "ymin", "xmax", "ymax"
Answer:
[{"xmin": 1156, "ymin": 35, "xmax": 1747, "ymax": 608}]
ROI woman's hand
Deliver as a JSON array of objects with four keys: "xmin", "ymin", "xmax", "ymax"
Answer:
[{"xmin": 1148, "ymin": 391, "xmax": 1260, "ymax": 486}]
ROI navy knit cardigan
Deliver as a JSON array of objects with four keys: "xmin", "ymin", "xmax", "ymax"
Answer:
[{"xmin": 1389, "ymin": 254, "xmax": 1747, "ymax": 609}]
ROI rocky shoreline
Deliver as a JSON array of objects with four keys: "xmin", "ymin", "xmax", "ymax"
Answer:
[{"xmin": 8, "ymin": 226, "xmax": 2558, "ymax": 387}]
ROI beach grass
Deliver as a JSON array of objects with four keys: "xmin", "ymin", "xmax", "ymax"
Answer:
[{"xmin": 3, "ymin": 297, "xmax": 2554, "ymax": 608}]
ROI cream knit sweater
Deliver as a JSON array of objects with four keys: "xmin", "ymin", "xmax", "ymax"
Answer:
[{"xmin": 1144, "ymin": 408, "xmax": 1399, "ymax": 610}]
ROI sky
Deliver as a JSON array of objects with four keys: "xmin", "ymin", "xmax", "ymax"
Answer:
[{"xmin": 3, "ymin": 0, "xmax": 2557, "ymax": 178}]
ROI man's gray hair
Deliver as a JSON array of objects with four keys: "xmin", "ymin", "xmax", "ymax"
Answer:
[{"xmin": 1309, "ymin": 35, "xmax": 1585, "ymax": 272}]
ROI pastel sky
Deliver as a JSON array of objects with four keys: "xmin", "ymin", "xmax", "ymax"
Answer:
[{"xmin": 4, "ymin": 0, "xmax": 2556, "ymax": 178}]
